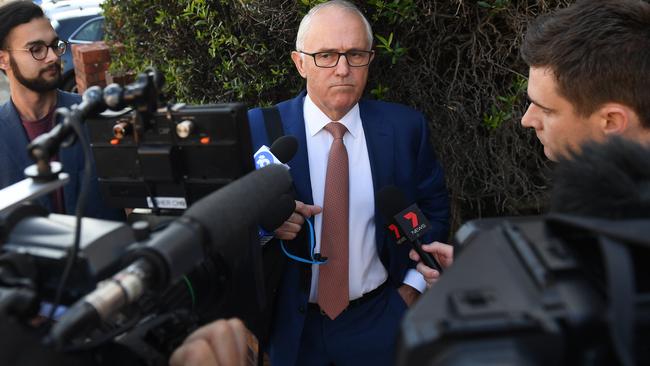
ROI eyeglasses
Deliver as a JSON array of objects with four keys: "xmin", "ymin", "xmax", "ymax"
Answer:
[
  {"xmin": 4, "ymin": 40, "xmax": 67, "ymax": 61},
  {"xmin": 299, "ymin": 50, "xmax": 374, "ymax": 68}
]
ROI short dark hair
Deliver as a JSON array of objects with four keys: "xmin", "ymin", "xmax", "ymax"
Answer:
[
  {"xmin": 550, "ymin": 137, "xmax": 650, "ymax": 219},
  {"xmin": 0, "ymin": 1, "xmax": 45, "ymax": 49},
  {"xmin": 521, "ymin": 0, "xmax": 650, "ymax": 128}
]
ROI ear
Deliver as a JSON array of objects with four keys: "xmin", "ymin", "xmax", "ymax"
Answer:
[
  {"xmin": 597, "ymin": 103, "xmax": 634, "ymax": 135},
  {"xmin": 0, "ymin": 50, "xmax": 9, "ymax": 73},
  {"xmin": 291, "ymin": 51, "xmax": 307, "ymax": 79}
]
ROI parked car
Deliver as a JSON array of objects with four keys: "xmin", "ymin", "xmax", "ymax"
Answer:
[
  {"xmin": 41, "ymin": 0, "xmax": 103, "ymax": 15},
  {"xmin": 44, "ymin": 2, "xmax": 105, "ymax": 91},
  {"xmin": 61, "ymin": 15, "xmax": 105, "ymax": 91}
]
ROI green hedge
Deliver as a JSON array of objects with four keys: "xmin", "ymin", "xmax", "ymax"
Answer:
[{"xmin": 103, "ymin": 0, "xmax": 573, "ymax": 230}]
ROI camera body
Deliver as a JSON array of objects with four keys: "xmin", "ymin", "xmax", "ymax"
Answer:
[
  {"xmin": 398, "ymin": 215, "xmax": 650, "ymax": 366},
  {"xmin": 87, "ymin": 103, "xmax": 252, "ymax": 210},
  {"xmin": 0, "ymin": 69, "xmax": 259, "ymax": 365}
]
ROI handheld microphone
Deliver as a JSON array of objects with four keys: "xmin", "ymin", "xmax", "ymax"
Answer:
[
  {"xmin": 259, "ymin": 194, "xmax": 296, "ymax": 246},
  {"xmin": 254, "ymin": 135, "xmax": 298, "ymax": 243},
  {"xmin": 376, "ymin": 185, "xmax": 443, "ymax": 273},
  {"xmin": 48, "ymin": 164, "xmax": 293, "ymax": 345},
  {"xmin": 253, "ymin": 135, "xmax": 298, "ymax": 170}
]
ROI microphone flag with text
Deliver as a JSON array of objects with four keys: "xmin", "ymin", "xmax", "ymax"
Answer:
[
  {"xmin": 376, "ymin": 185, "xmax": 443, "ymax": 273},
  {"xmin": 49, "ymin": 164, "xmax": 293, "ymax": 345},
  {"xmin": 254, "ymin": 135, "xmax": 298, "ymax": 244},
  {"xmin": 253, "ymin": 135, "xmax": 298, "ymax": 170}
]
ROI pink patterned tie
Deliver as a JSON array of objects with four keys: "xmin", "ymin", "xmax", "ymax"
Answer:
[{"xmin": 318, "ymin": 122, "xmax": 350, "ymax": 320}]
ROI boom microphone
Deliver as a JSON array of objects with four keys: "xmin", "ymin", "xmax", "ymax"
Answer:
[
  {"xmin": 49, "ymin": 164, "xmax": 293, "ymax": 345},
  {"xmin": 376, "ymin": 186, "xmax": 443, "ymax": 273}
]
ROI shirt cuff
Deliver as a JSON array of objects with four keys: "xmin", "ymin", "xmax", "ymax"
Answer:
[{"xmin": 403, "ymin": 269, "xmax": 427, "ymax": 293}]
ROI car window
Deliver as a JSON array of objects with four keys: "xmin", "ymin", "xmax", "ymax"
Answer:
[
  {"xmin": 53, "ymin": 15, "xmax": 97, "ymax": 40},
  {"xmin": 71, "ymin": 18, "xmax": 104, "ymax": 42}
]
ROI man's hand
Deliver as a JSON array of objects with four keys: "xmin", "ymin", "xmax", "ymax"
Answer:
[
  {"xmin": 169, "ymin": 318, "xmax": 257, "ymax": 366},
  {"xmin": 409, "ymin": 241, "xmax": 454, "ymax": 288},
  {"xmin": 397, "ymin": 284, "xmax": 420, "ymax": 307},
  {"xmin": 274, "ymin": 200, "xmax": 322, "ymax": 240}
]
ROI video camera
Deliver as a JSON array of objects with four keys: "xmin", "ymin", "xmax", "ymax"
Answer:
[
  {"xmin": 81, "ymin": 68, "xmax": 252, "ymax": 211},
  {"xmin": 397, "ymin": 215, "xmax": 650, "ymax": 366},
  {"xmin": 0, "ymin": 69, "xmax": 292, "ymax": 365}
]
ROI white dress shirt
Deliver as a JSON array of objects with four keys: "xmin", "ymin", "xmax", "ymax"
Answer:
[{"xmin": 303, "ymin": 95, "xmax": 426, "ymax": 303}]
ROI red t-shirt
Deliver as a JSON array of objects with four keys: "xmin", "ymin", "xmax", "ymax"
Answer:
[{"xmin": 21, "ymin": 107, "xmax": 66, "ymax": 214}]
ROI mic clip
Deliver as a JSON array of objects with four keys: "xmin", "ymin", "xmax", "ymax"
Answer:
[{"xmin": 313, "ymin": 253, "xmax": 328, "ymax": 262}]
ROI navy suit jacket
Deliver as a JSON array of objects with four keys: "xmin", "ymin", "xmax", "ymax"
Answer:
[
  {"xmin": 248, "ymin": 91, "xmax": 449, "ymax": 365},
  {"xmin": 0, "ymin": 90, "xmax": 124, "ymax": 221}
]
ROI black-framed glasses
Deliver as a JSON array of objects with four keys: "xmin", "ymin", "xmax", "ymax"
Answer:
[
  {"xmin": 299, "ymin": 50, "xmax": 374, "ymax": 68},
  {"xmin": 4, "ymin": 40, "xmax": 67, "ymax": 61}
]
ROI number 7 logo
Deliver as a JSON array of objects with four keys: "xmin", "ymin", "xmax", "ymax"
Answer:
[
  {"xmin": 403, "ymin": 212, "xmax": 418, "ymax": 228},
  {"xmin": 388, "ymin": 224, "xmax": 401, "ymax": 239}
]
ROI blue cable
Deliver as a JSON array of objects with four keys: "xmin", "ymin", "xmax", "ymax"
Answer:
[{"xmin": 280, "ymin": 216, "xmax": 327, "ymax": 265}]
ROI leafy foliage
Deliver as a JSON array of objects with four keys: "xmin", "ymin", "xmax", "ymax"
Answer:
[{"xmin": 103, "ymin": 0, "xmax": 573, "ymax": 230}]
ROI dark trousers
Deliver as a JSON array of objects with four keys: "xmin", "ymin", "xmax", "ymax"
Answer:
[{"xmin": 295, "ymin": 285, "xmax": 408, "ymax": 366}]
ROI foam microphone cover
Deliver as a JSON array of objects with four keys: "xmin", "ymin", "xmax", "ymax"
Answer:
[
  {"xmin": 260, "ymin": 193, "xmax": 296, "ymax": 232},
  {"xmin": 376, "ymin": 185, "xmax": 409, "ymax": 220},
  {"xmin": 184, "ymin": 164, "xmax": 293, "ymax": 263},
  {"xmin": 270, "ymin": 135, "xmax": 298, "ymax": 164}
]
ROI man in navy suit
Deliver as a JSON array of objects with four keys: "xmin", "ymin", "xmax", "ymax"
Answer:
[
  {"xmin": 414, "ymin": 0, "xmax": 650, "ymax": 288},
  {"xmin": 247, "ymin": 1, "xmax": 449, "ymax": 365},
  {"xmin": 0, "ymin": 1, "xmax": 122, "ymax": 220}
]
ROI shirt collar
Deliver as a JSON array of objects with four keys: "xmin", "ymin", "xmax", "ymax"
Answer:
[{"xmin": 304, "ymin": 93, "xmax": 360, "ymax": 139}]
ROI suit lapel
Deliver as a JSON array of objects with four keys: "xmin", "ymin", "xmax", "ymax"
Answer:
[
  {"xmin": 359, "ymin": 100, "xmax": 394, "ymax": 253},
  {"xmin": 279, "ymin": 92, "xmax": 314, "ymax": 205},
  {"xmin": 360, "ymin": 100, "xmax": 394, "ymax": 200},
  {"xmin": 0, "ymin": 101, "xmax": 32, "ymax": 172}
]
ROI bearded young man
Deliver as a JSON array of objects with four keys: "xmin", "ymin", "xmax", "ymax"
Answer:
[{"xmin": 0, "ymin": 1, "xmax": 122, "ymax": 220}]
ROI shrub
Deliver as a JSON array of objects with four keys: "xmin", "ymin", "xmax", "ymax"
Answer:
[{"xmin": 103, "ymin": 0, "xmax": 573, "ymax": 230}]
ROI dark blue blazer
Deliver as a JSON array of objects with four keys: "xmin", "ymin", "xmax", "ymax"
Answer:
[
  {"xmin": 248, "ymin": 91, "xmax": 449, "ymax": 365},
  {"xmin": 0, "ymin": 90, "xmax": 124, "ymax": 221}
]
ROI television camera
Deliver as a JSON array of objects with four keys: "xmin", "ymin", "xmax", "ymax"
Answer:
[{"xmin": 0, "ymin": 69, "xmax": 292, "ymax": 365}]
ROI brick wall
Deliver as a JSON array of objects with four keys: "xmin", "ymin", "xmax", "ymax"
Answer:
[{"xmin": 72, "ymin": 42, "xmax": 111, "ymax": 94}]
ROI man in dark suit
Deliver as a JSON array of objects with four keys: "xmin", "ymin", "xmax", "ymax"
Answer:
[
  {"xmin": 413, "ymin": 0, "xmax": 650, "ymax": 287},
  {"xmin": 247, "ymin": 1, "xmax": 449, "ymax": 365},
  {"xmin": 0, "ymin": 1, "xmax": 122, "ymax": 220}
]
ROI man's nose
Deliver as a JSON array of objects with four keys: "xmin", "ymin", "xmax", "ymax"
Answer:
[
  {"xmin": 334, "ymin": 54, "xmax": 351, "ymax": 76},
  {"xmin": 43, "ymin": 45, "xmax": 59, "ymax": 63},
  {"xmin": 521, "ymin": 103, "xmax": 539, "ymax": 129}
]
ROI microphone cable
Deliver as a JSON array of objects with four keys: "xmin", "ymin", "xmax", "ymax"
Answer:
[{"xmin": 46, "ymin": 107, "xmax": 94, "ymax": 323}]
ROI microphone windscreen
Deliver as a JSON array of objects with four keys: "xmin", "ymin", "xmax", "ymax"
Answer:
[
  {"xmin": 270, "ymin": 135, "xmax": 298, "ymax": 164},
  {"xmin": 184, "ymin": 164, "xmax": 293, "ymax": 262},
  {"xmin": 259, "ymin": 193, "xmax": 296, "ymax": 232},
  {"xmin": 376, "ymin": 185, "xmax": 408, "ymax": 221}
]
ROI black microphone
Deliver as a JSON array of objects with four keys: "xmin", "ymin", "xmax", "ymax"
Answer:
[
  {"xmin": 270, "ymin": 135, "xmax": 298, "ymax": 164},
  {"xmin": 376, "ymin": 185, "xmax": 443, "ymax": 273},
  {"xmin": 259, "ymin": 194, "xmax": 296, "ymax": 246},
  {"xmin": 48, "ymin": 164, "xmax": 293, "ymax": 345},
  {"xmin": 255, "ymin": 135, "xmax": 298, "ymax": 243},
  {"xmin": 253, "ymin": 135, "xmax": 298, "ymax": 170}
]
